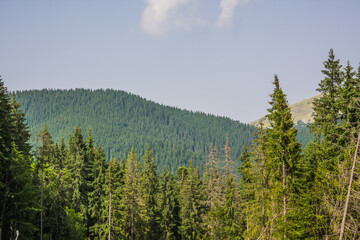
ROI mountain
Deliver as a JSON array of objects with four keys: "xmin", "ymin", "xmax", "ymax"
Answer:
[
  {"xmin": 15, "ymin": 88, "xmax": 256, "ymax": 172},
  {"xmin": 250, "ymin": 95, "xmax": 320, "ymax": 147},
  {"xmin": 250, "ymin": 95, "xmax": 320, "ymax": 128}
]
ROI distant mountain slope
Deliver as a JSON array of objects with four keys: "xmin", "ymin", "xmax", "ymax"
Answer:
[
  {"xmin": 250, "ymin": 95, "xmax": 320, "ymax": 128},
  {"xmin": 250, "ymin": 95, "xmax": 320, "ymax": 147},
  {"xmin": 15, "ymin": 89, "xmax": 256, "ymax": 172}
]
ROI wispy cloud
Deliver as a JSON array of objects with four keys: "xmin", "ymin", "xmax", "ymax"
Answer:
[
  {"xmin": 140, "ymin": 0, "xmax": 195, "ymax": 36},
  {"xmin": 217, "ymin": 0, "xmax": 247, "ymax": 27}
]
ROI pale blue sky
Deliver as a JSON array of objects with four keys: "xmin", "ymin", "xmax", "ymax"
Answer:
[{"xmin": 1, "ymin": 0, "xmax": 360, "ymax": 123}]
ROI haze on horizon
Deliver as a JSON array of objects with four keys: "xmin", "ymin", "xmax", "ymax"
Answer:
[{"xmin": 1, "ymin": 0, "xmax": 360, "ymax": 123}]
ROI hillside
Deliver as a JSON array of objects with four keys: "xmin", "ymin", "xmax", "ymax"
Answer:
[{"xmin": 15, "ymin": 89, "xmax": 256, "ymax": 172}]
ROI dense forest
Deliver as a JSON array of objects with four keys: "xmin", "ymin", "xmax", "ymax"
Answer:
[
  {"xmin": 14, "ymin": 88, "xmax": 256, "ymax": 172},
  {"xmin": 1, "ymin": 49, "xmax": 360, "ymax": 239}
]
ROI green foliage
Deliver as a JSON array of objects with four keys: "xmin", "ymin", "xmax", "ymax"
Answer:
[
  {"xmin": 15, "ymin": 88, "xmax": 256, "ymax": 172},
  {"xmin": 0, "ymin": 77, "xmax": 37, "ymax": 239},
  {"xmin": 142, "ymin": 146, "xmax": 161, "ymax": 239},
  {"xmin": 159, "ymin": 167, "xmax": 180, "ymax": 240},
  {"xmin": 104, "ymin": 158, "xmax": 125, "ymax": 239},
  {"xmin": 178, "ymin": 162, "xmax": 206, "ymax": 239},
  {"xmin": 3, "ymin": 50, "xmax": 360, "ymax": 239},
  {"xmin": 121, "ymin": 148, "xmax": 145, "ymax": 239},
  {"xmin": 307, "ymin": 49, "xmax": 360, "ymax": 239},
  {"xmin": 88, "ymin": 146, "xmax": 107, "ymax": 239}
]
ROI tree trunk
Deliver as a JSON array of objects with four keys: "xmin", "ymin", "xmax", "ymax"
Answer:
[
  {"xmin": 41, "ymin": 168, "xmax": 44, "ymax": 240},
  {"xmin": 283, "ymin": 162, "xmax": 287, "ymax": 239},
  {"xmin": 108, "ymin": 191, "xmax": 111, "ymax": 240},
  {"xmin": 339, "ymin": 132, "xmax": 360, "ymax": 240}
]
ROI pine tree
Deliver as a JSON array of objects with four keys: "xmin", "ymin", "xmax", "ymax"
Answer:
[
  {"xmin": 0, "ymin": 77, "xmax": 37, "ymax": 239},
  {"xmin": 203, "ymin": 143, "xmax": 225, "ymax": 238},
  {"xmin": 266, "ymin": 75, "xmax": 302, "ymax": 239},
  {"xmin": 0, "ymin": 77, "xmax": 14, "ymax": 239},
  {"xmin": 142, "ymin": 146, "xmax": 161, "ymax": 239},
  {"xmin": 121, "ymin": 148, "xmax": 144, "ymax": 239},
  {"xmin": 88, "ymin": 145, "xmax": 107, "ymax": 239},
  {"xmin": 67, "ymin": 127, "xmax": 89, "ymax": 234},
  {"xmin": 307, "ymin": 50, "xmax": 360, "ymax": 238},
  {"xmin": 159, "ymin": 167, "xmax": 180, "ymax": 240},
  {"xmin": 10, "ymin": 93, "xmax": 31, "ymax": 154},
  {"xmin": 104, "ymin": 158, "xmax": 124, "ymax": 239},
  {"xmin": 240, "ymin": 124, "xmax": 271, "ymax": 239},
  {"xmin": 222, "ymin": 175, "xmax": 242, "ymax": 239},
  {"xmin": 312, "ymin": 48, "xmax": 343, "ymax": 139},
  {"xmin": 178, "ymin": 162, "xmax": 206, "ymax": 239}
]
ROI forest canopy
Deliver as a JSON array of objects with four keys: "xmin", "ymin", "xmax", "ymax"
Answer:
[{"xmin": 1, "ymin": 49, "xmax": 360, "ymax": 239}]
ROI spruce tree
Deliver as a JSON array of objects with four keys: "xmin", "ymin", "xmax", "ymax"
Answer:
[
  {"xmin": 178, "ymin": 162, "xmax": 206, "ymax": 239},
  {"xmin": 121, "ymin": 148, "xmax": 144, "ymax": 239},
  {"xmin": 222, "ymin": 175, "xmax": 242, "ymax": 239},
  {"xmin": 88, "ymin": 145, "xmax": 107, "ymax": 239},
  {"xmin": 142, "ymin": 146, "xmax": 161, "ymax": 239},
  {"xmin": 312, "ymin": 48, "xmax": 343, "ymax": 139},
  {"xmin": 266, "ymin": 75, "xmax": 302, "ymax": 238},
  {"xmin": 104, "ymin": 158, "xmax": 124, "ymax": 239},
  {"xmin": 309, "ymin": 51, "xmax": 360, "ymax": 238},
  {"xmin": 67, "ymin": 127, "xmax": 90, "ymax": 235},
  {"xmin": 203, "ymin": 143, "xmax": 225, "ymax": 238},
  {"xmin": 0, "ymin": 78, "xmax": 37, "ymax": 239},
  {"xmin": 159, "ymin": 167, "xmax": 181, "ymax": 240},
  {"xmin": 240, "ymin": 124, "xmax": 271, "ymax": 239},
  {"xmin": 10, "ymin": 93, "xmax": 31, "ymax": 154}
]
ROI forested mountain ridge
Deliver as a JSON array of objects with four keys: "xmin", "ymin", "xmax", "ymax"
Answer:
[
  {"xmin": 2, "ymin": 49, "xmax": 360, "ymax": 239},
  {"xmin": 15, "ymin": 88, "xmax": 256, "ymax": 172}
]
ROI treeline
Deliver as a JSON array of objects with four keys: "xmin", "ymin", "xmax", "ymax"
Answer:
[
  {"xmin": 240, "ymin": 49, "xmax": 360, "ymax": 239},
  {"xmin": 1, "ymin": 75, "xmax": 244, "ymax": 239},
  {"xmin": 15, "ymin": 87, "xmax": 256, "ymax": 172},
  {"xmin": 1, "ymin": 49, "xmax": 360, "ymax": 239}
]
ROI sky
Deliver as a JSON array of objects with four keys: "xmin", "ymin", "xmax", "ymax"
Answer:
[{"xmin": 1, "ymin": 0, "xmax": 360, "ymax": 123}]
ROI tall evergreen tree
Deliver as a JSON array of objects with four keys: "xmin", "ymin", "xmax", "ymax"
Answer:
[
  {"xmin": 36, "ymin": 127, "xmax": 76, "ymax": 240},
  {"xmin": 203, "ymin": 143, "xmax": 225, "ymax": 238},
  {"xmin": 88, "ymin": 145, "xmax": 107, "ymax": 239},
  {"xmin": 104, "ymin": 158, "xmax": 125, "ymax": 239},
  {"xmin": 0, "ymin": 77, "xmax": 37, "ymax": 239},
  {"xmin": 10, "ymin": 93, "xmax": 31, "ymax": 154},
  {"xmin": 121, "ymin": 148, "xmax": 144, "ymax": 239},
  {"xmin": 307, "ymin": 49, "xmax": 345, "ymax": 238},
  {"xmin": 240, "ymin": 124, "xmax": 271, "ymax": 239},
  {"xmin": 159, "ymin": 167, "xmax": 180, "ymax": 240},
  {"xmin": 266, "ymin": 75, "xmax": 302, "ymax": 239},
  {"xmin": 142, "ymin": 146, "xmax": 161, "ymax": 239},
  {"xmin": 67, "ymin": 127, "xmax": 91, "ymax": 235},
  {"xmin": 222, "ymin": 175, "xmax": 242, "ymax": 239},
  {"xmin": 309, "ymin": 51, "xmax": 360, "ymax": 238},
  {"xmin": 312, "ymin": 48, "xmax": 343, "ymax": 139},
  {"xmin": 178, "ymin": 162, "xmax": 206, "ymax": 239}
]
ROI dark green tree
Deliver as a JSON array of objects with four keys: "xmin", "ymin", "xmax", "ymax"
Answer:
[
  {"xmin": 222, "ymin": 175, "xmax": 242, "ymax": 239},
  {"xmin": 159, "ymin": 167, "xmax": 181, "ymax": 240},
  {"xmin": 178, "ymin": 162, "xmax": 206, "ymax": 239},
  {"xmin": 121, "ymin": 148, "xmax": 144, "ymax": 239},
  {"xmin": 240, "ymin": 124, "xmax": 271, "ymax": 239},
  {"xmin": 104, "ymin": 158, "xmax": 125, "ymax": 239},
  {"xmin": 88, "ymin": 145, "xmax": 107, "ymax": 239},
  {"xmin": 266, "ymin": 75, "xmax": 302, "ymax": 239},
  {"xmin": 0, "ymin": 78, "xmax": 37, "ymax": 239},
  {"xmin": 142, "ymin": 146, "xmax": 161, "ymax": 239}
]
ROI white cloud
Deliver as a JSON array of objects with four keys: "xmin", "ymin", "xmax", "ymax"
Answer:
[
  {"xmin": 141, "ymin": 0, "xmax": 195, "ymax": 36},
  {"xmin": 217, "ymin": 0, "xmax": 247, "ymax": 27}
]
